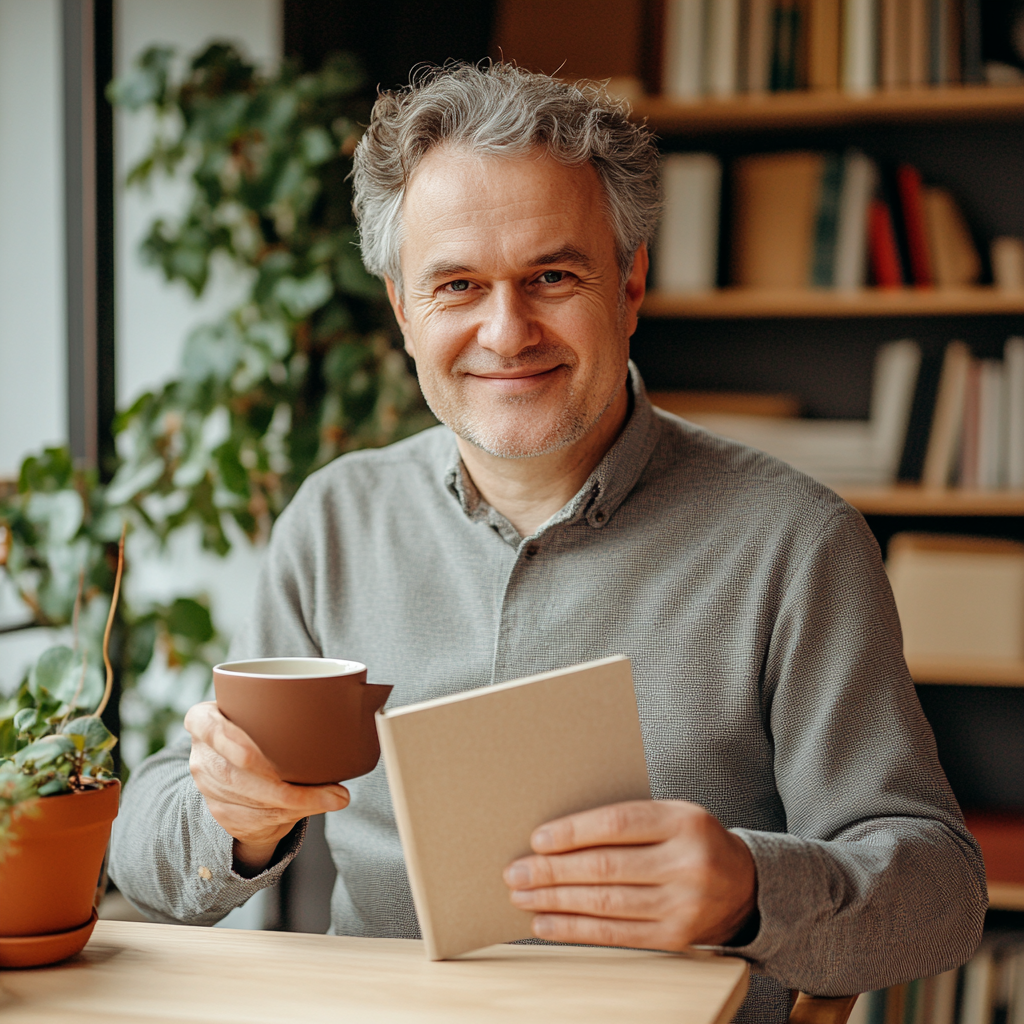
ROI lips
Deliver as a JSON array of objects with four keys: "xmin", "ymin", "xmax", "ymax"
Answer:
[{"xmin": 464, "ymin": 365, "xmax": 566, "ymax": 393}]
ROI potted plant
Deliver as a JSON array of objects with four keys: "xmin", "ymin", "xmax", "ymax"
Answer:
[{"xmin": 0, "ymin": 533, "xmax": 125, "ymax": 969}]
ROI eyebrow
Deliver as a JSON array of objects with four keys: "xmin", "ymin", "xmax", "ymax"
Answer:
[{"xmin": 414, "ymin": 246, "xmax": 596, "ymax": 292}]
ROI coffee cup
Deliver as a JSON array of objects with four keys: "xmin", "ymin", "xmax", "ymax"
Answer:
[{"xmin": 212, "ymin": 658, "xmax": 393, "ymax": 785}]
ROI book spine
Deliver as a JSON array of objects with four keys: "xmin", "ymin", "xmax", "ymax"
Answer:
[
  {"xmin": 834, "ymin": 149, "xmax": 877, "ymax": 289},
  {"xmin": 978, "ymin": 359, "xmax": 1006, "ymax": 489},
  {"xmin": 959, "ymin": 357, "xmax": 980, "ymax": 489},
  {"xmin": 656, "ymin": 153, "xmax": 722, "ymax": 293},
  {"xmin": 1005, "ymin": 338, "xmax": 1024, "ymax": 490},
  {"xmin": 807, "ymin": 0, "xmax": 842, "ymax": 89},
  {"xmin": 922, "ymin": 339, "xmax": 971, "ymax": 488},
  {"xmin": 962, "ymin": 0, "xmax": 983, "ymax": 83},
  {"xmin": 946, "ymin": 0, "xmax": 962, "ymax": 84},
  {"xmin": 959, "ymin": 945, "xmax": 995, "ymax": 1024},
  {"xmin": 880, "ymin": 0, "xmax": 902, "ymax": 89},
  {"xmin": 843, "ymin": 0, "xmax": 877, "ymax": 94},
  {"xmin": 930, "ymin": 0, "xmax": 948, "ymax": 84},
  {"xmin": 706, "ymin": 0, "xmax": 741, "ymax": 97},
  {"xmin": 744, "ymin": 0, "xmax": 774, "ymax": 92},
  {"xmin": 907, "ymin": 0, "xmax": 930, "ymax": 86},
  {"xmin": 930, "ymin": 968, "xmax": 959, "ymax": 1024},
  {"xmin": 895, "ymin": 164, "xmax": 933, "ymax": 287},
  {"xmin": 868, "ymin": 198, "xmax": 904, "ymax": 288},
  {"xmin": 772, "ymin": 2, "xmax": 801, "ymax": 91},
  {"xmin": 811, "ymin": 152, "xmax": 844, "ymax": 287},
  {"xmin": 663, "ymin": 0, "xmax": 706, "ymax": 99}
]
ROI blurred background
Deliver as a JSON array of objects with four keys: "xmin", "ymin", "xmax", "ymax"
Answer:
[{"xmin": 0, "ymin": 1, "xmax": 1022, "ymax": 990}]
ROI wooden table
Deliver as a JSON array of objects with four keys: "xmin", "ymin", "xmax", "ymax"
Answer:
[{"xmin": 0, "ymin": 920, "xmax": 749, "ymax": 1023}]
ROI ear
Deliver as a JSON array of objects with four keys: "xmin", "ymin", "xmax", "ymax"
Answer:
[
  {"xmin": 622, "ymin": 245, "xmax": 649, "ymax": 334},
  {"xmin": 385, "ymin": 277, "xmax": 415, "ymax": 357}
]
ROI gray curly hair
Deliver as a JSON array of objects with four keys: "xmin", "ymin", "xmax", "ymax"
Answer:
[{"xmin": 351, "ymin": 62, "xmax": 662, "ymax": 293}]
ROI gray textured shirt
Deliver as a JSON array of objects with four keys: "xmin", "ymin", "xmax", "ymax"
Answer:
[{"xmin": 110, "ymin": 366, "xmax": 986, "ymax": 1023}]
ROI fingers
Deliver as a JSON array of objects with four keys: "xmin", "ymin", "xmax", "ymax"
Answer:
[
  {"xmin": 505, "ymin": 844, "xmax": 663, "ymax": 889},
  {"xmin": 530, "ymin": 912, "xmax": 688, "ymax": 952},
  {"xmin": 531, "ymin": 800, "xmax": 701, "ymax": 854},
  {"xmin": 510, "ymin": 883, "xmax": 669, "ymax": 922},
  {"xmin": 185, "ymin": 702, "xmax": 275, "ymax": 778}
]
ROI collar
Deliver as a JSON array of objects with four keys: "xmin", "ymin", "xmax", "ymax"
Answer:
[{"xmin": 443, "ymin": 361, "xmax": 662, "ymax": 544}]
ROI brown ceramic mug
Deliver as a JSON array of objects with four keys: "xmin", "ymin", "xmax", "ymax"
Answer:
[{"xmin": 212, "ymin": 658, "xmax": 393, "ymax": 785}]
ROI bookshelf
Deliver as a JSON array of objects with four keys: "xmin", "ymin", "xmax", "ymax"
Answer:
[
  {"xmin": 990, "ymin": 882, "xmax": 1024, "ymax": 913},
  {"xmin": 838, "ymin": 487, "xmax": 1024, "ymax": 516},
  {"xmin": 632, "ymin": 85, "xmax": 1024, "ymax": 134},
  {"xmin": 642, "ymin": 287, "xmax": 1024, "ymax": 319}
]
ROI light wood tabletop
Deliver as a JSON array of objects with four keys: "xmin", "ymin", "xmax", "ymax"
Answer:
[{"xmin": 0, "ymin": 920, "xmax": 749, "ymax": 1024}]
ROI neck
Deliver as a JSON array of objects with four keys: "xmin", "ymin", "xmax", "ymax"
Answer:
[{"xmin": 456, "ymin": 381, "xmax": 630, "ymax": 538}]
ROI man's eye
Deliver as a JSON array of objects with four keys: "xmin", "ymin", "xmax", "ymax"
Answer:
[
  {"xmin": 448, "ymin": 280, "xmax": 470, "ymax": 292},
  {"xmin": 539, "ymin": 271, "xmax": 565, "ymax": 284}
]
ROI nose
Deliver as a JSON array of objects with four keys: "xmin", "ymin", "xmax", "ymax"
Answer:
[{"xmin": 474, "ymin": 284, "xmax": 540, "ymax": 358}]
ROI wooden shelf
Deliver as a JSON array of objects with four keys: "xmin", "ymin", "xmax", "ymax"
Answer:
[
  {"xmin": 989, "ymin": 882, "xmax": 1024, "ymax": 912},
  {"xmin": 908, "ymin": 657, "xmax": 1024, "ymax": 688},
  {"xmin": 632, "ymin": 85, "xmax": 1024, "ymax": 134},
  {"xmin": 838, "ymin": 486, "xmax": 1024, "ymax": 516},
  {"xmin": 641, "ymin": 288, "xmax": 1024, "ymax": 319}
]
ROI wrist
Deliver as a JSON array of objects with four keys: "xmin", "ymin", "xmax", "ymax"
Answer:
[{"xmin": 232, "ymin": 825, "xmax": 295, "ymax": 877}]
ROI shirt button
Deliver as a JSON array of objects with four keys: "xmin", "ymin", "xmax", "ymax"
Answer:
[
  {"xmin": 198, "ymin": 866, "xmax": 212, "ymax": 880},
  {"xmin": 594, "ymin": 510, "xmax": 607, "ymax": 524},
  {"xmin": 524, "ymin": 543, "xmax": 540, "ymax": 558}
]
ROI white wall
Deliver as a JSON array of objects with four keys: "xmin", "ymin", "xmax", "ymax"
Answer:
[{"xmin": 0, "ymin": 0, "xmax": 65, "ymax": 480}]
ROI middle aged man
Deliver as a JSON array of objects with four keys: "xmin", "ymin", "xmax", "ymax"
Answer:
[{"xmin": 110, "ymin": 64, "xmax": 986, "ymax": 1023}]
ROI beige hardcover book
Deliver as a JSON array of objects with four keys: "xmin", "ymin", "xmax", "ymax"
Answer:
[
  {"xmin": 907, "ymin": 0, "xmax": 930, "ymax": 87},
  {"xmin": 731, "ymin": 151, "xmax": 825, "ymax": 288},
  {"xmin": 923, "ymin": 187, "xmax": 982, "ymax": 288},
  {"xmin": 880, "ymin": 0, "xmax": 909, "ymax": 89},
  {"xmin": 922, "ymin": 340, "xmax": 971, "ymax": 488},
  {"xmin": 376, "ymin": 656, "xmax": 652, "ymax": 961}
]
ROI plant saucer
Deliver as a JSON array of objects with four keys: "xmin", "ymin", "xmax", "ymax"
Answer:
[{"xmin": 0, "ymin": 909, "xmax": 99, "ymax": 969}]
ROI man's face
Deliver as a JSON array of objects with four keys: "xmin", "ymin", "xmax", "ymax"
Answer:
[{"xmin": 386, "ymin": 148, "xmax": 647, "ymax": 459}]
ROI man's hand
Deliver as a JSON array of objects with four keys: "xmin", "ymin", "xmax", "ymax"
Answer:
[
  {"xmin": 503, "ymin": 800, "xmax": 757, "ymax": 951},
  {"xmin": 184, "ymin": 701, "xmax": 350, "ymax": 876}
]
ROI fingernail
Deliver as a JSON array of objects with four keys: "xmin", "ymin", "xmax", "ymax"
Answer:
[
  {"xmin": 510, "ymin": 889, "xmax": 534, "ymax": 907},
  {"xmin": 505, "ymin": 863, "xmax": 530, "ymax": 886},
  {"xmin": 533, "ymin": 916, "xmax": 555, "ymax": 938},
  {"xmin": 532, "ymin": 828, "xmax": 554, "ymax": 852}
]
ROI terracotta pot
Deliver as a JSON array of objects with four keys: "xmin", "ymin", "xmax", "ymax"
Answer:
[
  {"xmin": 214, "ymin": 658, "xmax": 393, "ymax": 785},
  {"xmin": 0, "ymin": 781, "xmax": 119, "ymax": 941}
]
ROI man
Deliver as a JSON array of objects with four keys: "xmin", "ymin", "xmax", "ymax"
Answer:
[{"xmin": 110, "ymin": 64, "xmax": 985, "ymax": 1022}]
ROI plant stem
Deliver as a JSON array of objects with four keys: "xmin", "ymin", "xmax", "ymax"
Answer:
[{"xmin": 94, "ymin": 523, "xmax": 126, "ymax": 719}]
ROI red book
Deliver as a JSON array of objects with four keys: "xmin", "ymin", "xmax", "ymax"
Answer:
[
  {"xmin": 896, "ymin": 164, "xmax": 934, "ymax": 287},
  {"xmin": 868, "ymin": 198, "xmax": 904, "ymax": 288},
  {"xmin": 964, "ymin": 810, "xmax": 1024, "ymax": 885}
]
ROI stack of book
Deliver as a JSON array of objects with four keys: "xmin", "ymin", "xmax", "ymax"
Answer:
[
  {"xmin": 655, "ymin": 149, "xmax": 983, "ymax": 293},
  {"xmin": 848, "ymin": 933, "xmax": 1024, "ymax": 1023},
  {"xmin": 919, "ymin": 338, "xmax": 1024, "ymax": 490},
  {"xmin": 662, "ymin": 0, "xmax": 997, "ymax": 100}
]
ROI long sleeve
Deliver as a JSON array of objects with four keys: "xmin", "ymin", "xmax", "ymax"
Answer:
[
  {"xmin": 109, "ymin": 495, "xmax": 322, "ymax": 924},
  {"xmin": 720, "ymin": 509, "xmax": 987, "ymax": 996}
]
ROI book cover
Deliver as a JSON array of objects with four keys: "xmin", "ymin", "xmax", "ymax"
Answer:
[
  {"xmin": 810, "ymin": 151, "xmax": 844, "ymax": 287},
  {"xmin": 656, "ymin": 152, "xmax": 722, "ymax": 293},
  {"xmin": 977, "ymin": 359, "xmax": 1005, "ymax": 490},
  {"xmin": 930, "ymin": 0, "xmax": 949, "ymax": 84},
  {"xmin": 868, "ymin": 198, "xmax": 905, "ymax": 288},
  {"xmin": 959, "ymin": 356, "xmax": 981, "ymax": 489},
  {"xmin": 843, "ymin": 0, "xmax": 877, "ymax": 94},
  {"xmin": 771, "ymin": 0, "xmax": 801, "ymax": 91},
  {"xmin": 922, "ymin": 186, "xmax": 981, "ymax": 288},
  {"xmin": 376, "ymin": 656, "xmax": 652, "ymax": 961},
  {"xmin": 880, "ymin": 0, "xmax": 908, "ymax": 89},
  {"xmin": 731, "ymin": 150, "xmax": 825, "ymax": 288},
  {"xmin": 907, "ymin": 0, "xmax": 931, "ymax": 87},
  {"xmin": 663, "ymin": 0, "xmax": 705, "ymax": 99},
  {"xmin": 922, "ymin": 340, "xmax": 971, "ymax": 488},
  {"xmin": 1005, "ymin": 337, "xmax": 1024, "ymax": 490},
  {"xmin": 743, "ymin": 0, "xmax": 775, "ymax": 93},
  {"xmin": 897, "ymin": 342, "xmax": 945, "ymax": 482},
  {"xmin": 807, "ymin": 0, "xmax": 841, "ymax": 90},
  {"xmin": 895, "ymin": 164, "xmax": 933, "ymax": 287},
  {"xmin": 834, "ymin": 149, "xmax": 877, "ymax": 290}
]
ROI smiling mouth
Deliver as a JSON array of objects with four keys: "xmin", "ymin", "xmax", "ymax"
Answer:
[{"xmin": 464, "ymin": 365, "xmax": 566, "ymax": 392}]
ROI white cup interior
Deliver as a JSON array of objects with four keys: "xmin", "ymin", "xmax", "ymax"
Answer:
[{"xmin": 215, "ymin": 658, "xmax": 365, "ymax": 678}]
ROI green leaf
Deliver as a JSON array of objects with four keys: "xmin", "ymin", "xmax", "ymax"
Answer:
[
  {"xmin": 273, "ymin": 270, "xmax": 333, "ymax": 319},
  {"xmin": 37, "ymin": 778, "xmax": 71, "ymax": 796},
  {"xmin": 12, "ymin": 709, "xmax": 38, "ymax": 734},
  {"xmin": 165, "ymin": 598, "xmax": 214, "ymax": 644},
  {"xmin": 61, "ymin": 717, "xmax": 116, "ymax": 755},
  {"xmin": 13, "ymin": 735, "xmax": 75, "ymax": 768},
  {"xmin": 29, "ymin": 647, "xmax": 76, "ymax": 699},
  {"xmin": 106, "ymin": 457, "xmax": 165, "ymax": 506},
  {"xmin": 26, "ymin": 490, "xmax": 84, "ymax": 543}
]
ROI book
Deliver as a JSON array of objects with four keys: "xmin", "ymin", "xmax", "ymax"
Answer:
[
  {"xmin": 897, "ymin": 341, "xmax": 946, "ymax": 482},
  {"xmin": 962, "ymin": 0, "xmax": 984, "ymax": 83},
  {"xmin": 962, "ymin": 810, "xmax": 1024, "ymax": 886},
  {"xmin": 992, "ymin": 236, "xmax": 1024, "ymax": 291},
  {"xmin": 930, "ymin": 968, "xmax": 959, "ymax": 1024},
  {"xmin": 731, "ymin": 150, "xmax": 825, "ymax": 288},
  {"xmin": 1006, "ymin": 337, "xmax": 1024, "ymax": 489},
  {"xmin": 922, "ymin": 186, "xmax": 981, "ymax": 289},
  {"xmin": 886, "ymin": 533, "xmax": 1024, "ymax": 664},
  {"xmin": 921, "ymin": 340, "xmax": 971, "ymax": 488},
  {"xmin": 977, "ymin": 358, "xmax": 1005, "ymax": 489},
  {"xmin": 959, "ymin": 944, "xmax": 996, "ymax": 1024},
  {"xmin": 656, "ymin": 152, "xmax": 721, "ymax": 293},
  {"xmin": 375, "ymin": 656, "xmax": 652, "ymax": 961},
  {"xmin": 705, "ymin": 0, "xmax": 740, "ymax": 97},
  {"xmin": 771, "ymin": 0, "xmax": 801, "ymax": 91},
  {"xmin": 663, "ymin": 0, "xmax": 706, "ymax": 100},
  {"xmin": 880, "ymin": 0, "xmax": 908, "ymax": 90},
  {"xmin": 810, "ymin": 152, "xmax": 844, "ymax": 287},
  {"xmin": 959, "ymin": 356, "xmax": 980, "ymax": 488},
  {"xmin": 843, "ymin": 0, "xmax": 877, "ymax": 94},
  {"xmin": 807, "ymin": 0, "xmax": 841, "ymax": 89},
  {"xmin": 868, "ymin": 198, "xmax": 905, "ymax": 288},
  {"xmin": 895, "ymin": 165, "xmax": 933, "ymax": 288},
  {"xmin": 743, "ymin": 0, "xmax": 775, "ymax": 93},
  {"xmin": 834, "ymin": 149, "xmax": 878, "ymax": 290},
  {"xmin": 930, "ymin": 0, "xmax": 950, "ymax": 84},
  {"xmin": 907, "ymin": 0, "xmax": 931, "ymax": 87}
]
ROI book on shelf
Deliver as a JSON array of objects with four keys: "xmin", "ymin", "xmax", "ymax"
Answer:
[
  {"xmin": 924, "ymin": 186, "xmax": 982, "ymax": 288},
  {"xmin": 963, "ymin": 810, "xmax": 1024, "ymax": 889},
  {"xmin": 655, "ymin": 0, "xmax": 1009, "ymax": 99},
  {"xmin": 375, "ymin": 656, "xmax": 651, "ymax": 960},
  {"xmin": 655, "ymin": 152, "xmax": 722, "ymax": 293},
  {"xmin": 991, "ymin": 237, "xmax": 1024, "ymax": 292}
]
